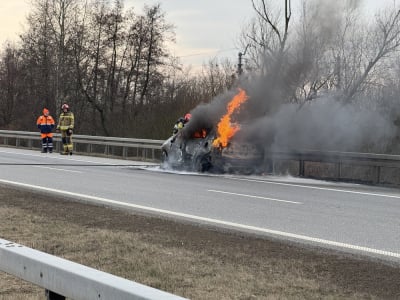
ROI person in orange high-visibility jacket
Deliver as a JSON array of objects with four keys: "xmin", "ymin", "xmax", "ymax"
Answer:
[
  {"xmin": 56, "ymin": 103, "xmax": 75, "ymax": 155},
  {"xmin": 36, "ymin": 108, "xmax": 55, "ymax": 153}
]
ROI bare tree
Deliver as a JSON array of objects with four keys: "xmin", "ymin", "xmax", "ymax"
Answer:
[
  {"xmin": 241, "ymin": 0, "xmax": 291, "ymax": 75},
  {"xmin": 0, "ymin": 45, "xmax": 20, "ymax": 127},
  {"xmin": 47, "ymin": 0, "xmax": 79, "ymax": 109},
  {"xmin": 343, "ymin": 8, "xmax": 400, "ymax": 102},
  {"xmin": 19, "ymin": 0, "xmax": 56, "ymax": 110}
]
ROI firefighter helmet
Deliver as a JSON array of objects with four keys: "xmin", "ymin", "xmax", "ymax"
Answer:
[
  {"xmin": 61, "ymin": 103, "xmax": 69, "ymax": 111},
  {"xmin": 184, "ymin": 113, "xmax": 192, "ymax": 122}
]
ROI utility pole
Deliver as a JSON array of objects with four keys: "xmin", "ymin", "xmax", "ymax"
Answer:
[
  {"xmin": 238, "ymin": 52, "xmax": 244, "ymax": 75},
  {"xmin": 237, "ymin": 44, "xmax": 250, "ymax": 75}
]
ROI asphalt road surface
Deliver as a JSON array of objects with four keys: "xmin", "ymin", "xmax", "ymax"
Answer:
[{"xmin": 1, "ymin": 147, "xmax": 399, "ymax": 263}]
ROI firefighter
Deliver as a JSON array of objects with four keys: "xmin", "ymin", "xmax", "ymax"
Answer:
[
  {"xmin": 173, "ymin": 113, "xmax": 192, "ymax": 134},
  {"xmin": 56, "ymin": 103, "xmax": 75, "ymax": 155},
  {"xmin": 36, "ymin": 108, "xmax": 55, "ymax": 153}
]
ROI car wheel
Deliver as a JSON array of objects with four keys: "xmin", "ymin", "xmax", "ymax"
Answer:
[
  {"xmin": 160, "ymin": 150, "xmax": 169, "ymax": 169},
  {"xmin": 161, "ymin": 150, "xmax": 168, "ymax": 162},
  {"xmin": 195, "ymin": 154, "xmax": 212, "ymax": 172}
]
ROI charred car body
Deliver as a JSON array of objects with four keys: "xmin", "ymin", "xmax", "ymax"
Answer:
[
  {"xmin": 161, "ymin": 127, "xmax": 265, "ymax": 174},
  {"xmin": 161, "ymin": 128, "xmax": 213, "ymax": 172}
]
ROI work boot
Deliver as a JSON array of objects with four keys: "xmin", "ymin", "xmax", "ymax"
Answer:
[
  {"xmin": 69, "ymin": 151, "xmax": 73, "ymax": 156},
  {"xmin": 41, "ymin": 149, "xmax": 47, "ymax": 153}
]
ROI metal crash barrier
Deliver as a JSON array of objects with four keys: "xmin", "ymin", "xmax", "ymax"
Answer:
[
  {"xmin": 0, "ymin": 238, "xmax": 187, "ymax": 300},
  {"xmin": 267, "ymin": 149, "xmax": 400, "ymax": 185},
  {"xmin": 2, "ymin": 130, "xmax": 400, "ymax": 185},
  {"xmin": 0, "ymin": 130, "xmax": 164, "ymax": 162}
]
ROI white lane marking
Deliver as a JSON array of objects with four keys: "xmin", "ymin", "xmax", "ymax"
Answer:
[
  {"xmin": 0, "ymin": 179, "xmax": 399, "ymax": 259},
  {"xmin": 230, "ymin": 177, "xmax": 400, "ymax": 200},
  {"xmin": 0, "ymin": 148, "xmax": 132, "ymax": 166},
  {"xmin": 33, "ymin": 166, "xmax": 83, "ymax": 174},
  {"xmin": 208, "ymin": 189, "xmax": 302, "ymax": 204}
]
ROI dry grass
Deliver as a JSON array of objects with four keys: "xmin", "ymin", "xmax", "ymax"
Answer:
[{"xmin": 0, "ymin": 185, "xmax": 399, "ymax": 299}]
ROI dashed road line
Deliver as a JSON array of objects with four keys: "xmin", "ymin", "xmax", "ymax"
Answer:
[
  {"xmin": 229, "ymin": 177, "xmax": 400, "ymax": 199},
  {"xmin": 208, "ymin": 189, "xmax": 302, "ymax": 204}
]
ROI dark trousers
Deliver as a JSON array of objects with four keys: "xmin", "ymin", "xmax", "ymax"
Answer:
[{"xmin": 41, "ymin": 136, "xmax": 53, "ymax": 152}]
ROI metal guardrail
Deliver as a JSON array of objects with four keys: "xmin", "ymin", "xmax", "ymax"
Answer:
[
  {"xmin": 268, "ymin": 149, "xmax": 400, "ymax": 185},
  {"xmin": 2, "ymin": 130, "xmax": 400, "ymax": 185},
  {"xmin": 3, "ymin": 129, "xmax": 400, "ymax": 185},
  {"xmin": 0, "ymin": 130, "xmax": 164, "ymax": 161},
  {"xmin": 0, "ymin": 238, "xmax": 187, "ymax": 300}
]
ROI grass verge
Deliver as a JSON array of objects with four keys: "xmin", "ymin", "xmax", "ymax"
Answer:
[{"xmin": 0, "ymin": 185, "xmax": 399, "ymax": 299}]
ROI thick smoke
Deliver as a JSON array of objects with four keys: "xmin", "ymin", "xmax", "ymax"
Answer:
[
  {"xmin": 183, "ymin": 90, "xmax": 239, "ymax": 138},
  {"xmin": 182, "ymin": 0, "xmax": 397, "ymax": 163},
  {"xmin": 238, "ymin": 98, "xmax": 395, "ymax": 153}
]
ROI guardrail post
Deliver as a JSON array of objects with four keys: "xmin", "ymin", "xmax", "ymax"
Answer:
[
  {"xmin": 375, "ymin": 166, "xmax": 381, "ymax": 184},
  {"xmin": 122, "ymin": 146, "xmax": 127, "ymax": 158},
  {"xmin": 299, "ymin": 160, "xmax": 305, "ymax": 177},
  {"xmin": 45, "ymin": 290, "xmax": 65, "ymax": 300},
  {"xmin": 337, "ymin": 162, "xmax": 342, "ymax": 179}
]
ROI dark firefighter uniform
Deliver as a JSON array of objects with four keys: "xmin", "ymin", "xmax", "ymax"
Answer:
[
  {"xmin": 57, "ymin": 103, "xmax": 75, "ymax": 155},
  {"xmin": 173, "ymin": 113, "xmax": 192, "ymax": 134},
  {"xmin": 36, "ymin": 108, "xmax": 55, "ymax": 153}
]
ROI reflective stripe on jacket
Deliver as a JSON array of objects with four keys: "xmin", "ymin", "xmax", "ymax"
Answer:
[
  {"xmin": 57, "ymin": 112, "xmax": 74, "ymax": 131},
  {"xmin": 36, "ymin": 115, "xmax": 55, "ymax": 134}
]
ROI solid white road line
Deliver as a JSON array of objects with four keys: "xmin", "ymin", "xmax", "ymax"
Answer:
[
  {"xmin": 0, "ymin": 178, "xmax": 399, "ymax": 259},
  {"xmin": 230, "ymin": 177, "xmax": 400, "ymax": 200},
  {"xmin": 208, "ymin": 189, "xmax": 302, "ymax": 204},
  {"xmin": 0, "ymin": 148, "xmax": 130, "ymax": 166},
  {"xmin": 33, "ymin": 166, "xmax": 83, "ymax": 173}
]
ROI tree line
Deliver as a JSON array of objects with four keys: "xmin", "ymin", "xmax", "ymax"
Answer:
[{"xmin": 0, "ymin": 0, "xmax": 236, "ymax": 139}]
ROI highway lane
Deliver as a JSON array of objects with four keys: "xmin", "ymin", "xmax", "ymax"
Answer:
[{"xmin": 1, "ymin": 147, "xmax": 400, "ymax": 262}]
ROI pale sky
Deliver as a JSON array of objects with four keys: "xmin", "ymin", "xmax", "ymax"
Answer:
[{"xmin": 0, "ymin": 0, "xmax": 389, "ymax": 68}]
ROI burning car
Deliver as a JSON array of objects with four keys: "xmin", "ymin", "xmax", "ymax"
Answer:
[
  {"xmin": 161, "ymin": 127, "xmax": 265, "ymax": 173},
  {"xmin": 161, "ymin": 128, "xmax": 215, "ymax": 172},
  {"xmin": 161, "ymin": 89, "xmax": 265, "ymax": 173}
]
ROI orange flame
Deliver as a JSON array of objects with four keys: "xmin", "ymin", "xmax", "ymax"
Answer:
[{"xmin": 213, "ymin": 88, "xmax": 249, "ymax": 148}]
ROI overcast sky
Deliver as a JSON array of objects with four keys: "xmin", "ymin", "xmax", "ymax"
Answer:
[{"xmin": 0, "ymin": 0, "xmax": 389, "ymax": 68}]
